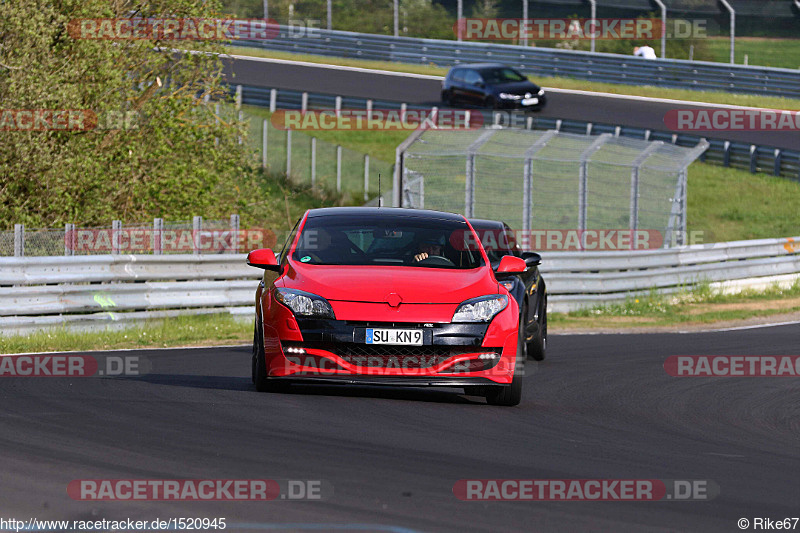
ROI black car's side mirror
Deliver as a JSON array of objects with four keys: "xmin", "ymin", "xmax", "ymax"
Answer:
[{"xmin": 521, "ymin": 251, "xmax": 541, "ymax": 267}]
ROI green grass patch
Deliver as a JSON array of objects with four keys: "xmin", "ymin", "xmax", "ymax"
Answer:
[
  {"xmin": 0, "ymin": 313, "xmax": 252, "ymax": 355},
  {"xmin": 706, "ymin": 38, "xmax": 800, "ymax": 70},
  {"xmin": 226, "ymin": 45, "xmax": 800, "ymax": 111}
]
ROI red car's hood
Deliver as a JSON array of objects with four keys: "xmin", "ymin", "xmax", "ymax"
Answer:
[{"xmin": 280, "ymin": 263, "xmax": 497, "ymax": 304}]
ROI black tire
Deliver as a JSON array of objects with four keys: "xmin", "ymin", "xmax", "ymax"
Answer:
[
  {"xmin": 441, "ymin": 90, "xmax": 455, "ymax": 106},
  {"xmin": 485, "ymin": 317, "xmax": 524, "ymax": 406},
  {"xmin": 253, "ymin": 318, "xmax": 288, "ymax": 393},
  {"xmin": 528, "ymin": 295, "xmax": 547, "ymax": 361}
]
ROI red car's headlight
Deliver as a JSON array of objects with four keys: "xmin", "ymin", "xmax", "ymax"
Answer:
[
  {"xmin": 452, "ymin": 294, "xmax": 508, "ymax": 323},
  {"xmin": 275, "ymin": 288, "xmax": 336, "ymax": 319}
]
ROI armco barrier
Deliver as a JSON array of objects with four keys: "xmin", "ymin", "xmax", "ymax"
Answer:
[
  {"xmin": 232, "ymin": 26, "xmax": 800, "ymax": 99},
  {"xmin": 234, "ymin": 84, "xmax": 800, "ymax": 181},
  {"xmin": 1, "ymin": 235, "xmax": 799, "ymax": 335}
]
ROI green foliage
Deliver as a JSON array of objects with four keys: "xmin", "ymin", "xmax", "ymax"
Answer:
[{"xmin": 0, "ymin": 0, "xmax": 255, "ymax": 228}]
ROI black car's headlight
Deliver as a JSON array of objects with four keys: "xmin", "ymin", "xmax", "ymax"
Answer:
[
  {"xmin": 499, "ymin": 93, "xmax": 522, "ymax": 100},
  {"xmin": 275, "ymin": 288, "xmax": 335, "ymax": 319},
  {"xmin": 452, "ymin": 294, "xmax": 508, "ymax": 323}
]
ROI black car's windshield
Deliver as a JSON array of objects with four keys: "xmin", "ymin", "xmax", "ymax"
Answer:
[
  {"xmin": 480, "ymin": 67, "xmax": 527, "ymax": 84},
  {"xmin": 293, "ymin": 214, "xmax": 485, "ymax": 269},
  {"xmin": 470, "ymin": 224, "xmax": 519, "ymax": 265}
]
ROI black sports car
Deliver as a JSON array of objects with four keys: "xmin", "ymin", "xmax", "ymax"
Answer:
[
  {"xmin": 441, "ymin": 63, "xmax": 547, "ymax": 111},
  {"xmin": 469, "ymin": 218, "xmax": 547, "ymax": 361}
]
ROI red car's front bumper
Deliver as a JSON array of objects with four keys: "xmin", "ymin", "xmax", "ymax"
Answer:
[{"xmin": 259, "ymin": 290, "xmax": 520, "ymax": 385}]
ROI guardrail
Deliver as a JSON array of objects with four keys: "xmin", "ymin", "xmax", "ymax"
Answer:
[
  {"xmin": 232, "ymin": 26, "xmax": 800, "ymax": 98},
  {"xmin": 235, "ymin": 85, "xmax": 800, "ymax": 181},
  {"xmin": 2, "ymin": 236, "xmax": 798, "ymax": 335}
]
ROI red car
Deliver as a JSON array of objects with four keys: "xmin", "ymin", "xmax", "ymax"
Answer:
[{"xmin": 247, "ymin": 207, "xmax": 528, "ymax": 406}]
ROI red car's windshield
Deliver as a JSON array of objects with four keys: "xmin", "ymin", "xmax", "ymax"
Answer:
[{"xmin": 293, "ymin": 215, "xmax": 485, "ymax": 269}]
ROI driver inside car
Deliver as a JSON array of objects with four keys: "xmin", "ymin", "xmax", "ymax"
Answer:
[{"xmin": 413, "ymin": 235, "xmax": 446, "ymax": 263}]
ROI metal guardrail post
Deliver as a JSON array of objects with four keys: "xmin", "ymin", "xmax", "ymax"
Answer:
[
  {"xmin": 336, "ymin": 145, "xmax": 342, "ymax": 192},
  {"xmin": 629, "ymin": 142, "xmax": 663, "ymax": 245},
  {"xmin": 13, "ymin": 224, "xmax": 24, "ymax": 257},
  {"xmin": 230, "ymin": 214, "xmax": 240, "ymax": 254},
  {"xmin": 522, "ymin": 131, "xmax": 556, "ymax": 233},
  {"xmin": 464, "ymin": 129, "xmax": 497, "ymax": 218},
  {"xmin": 578, "ymin": 134, "xmax": 612, "ymax": 242},
  {"xmin": 364, "ymin": 154, "xmax": 370, "ymax": 201},
  {"xmin": 262, "ymin": 119, "xmax": 268, "ymax": 169},
  {"xmin": 112, "ymin": 220, "xmax": 122, "ymax": 255},
  {"xmin": 335, "ymin": 96, "xmax": 342, "ymax": 116},
  {"xmin": 774, "ymin": 149, "xmax": 782, "ymax": 177},
  {"xmin": 652, "ymin": 0, "xmax": 667, "ymax": 59},
  {"xmin": 311, "ymin": 137, "xmax": 317, "ymax": 187},
  {"xmin": 193, "ymin": 216, "xmax": 202, "ymax": 255},
  {"xmin": 269, "ymin": 89, "xmax": 277, "ymax": 113},
  {"xmin": 153, "ymin": 218, "xmax": 163, "ymax": 255},
  {"xmin": 719, "ymin": 0, "xmax": 736, "ymax": 64},
  {"xmin": 301, "ymin": 92, "xmax": 308, "ymax": 112},
  {"xmin": 235, "ymin": 85, "xmax": 242, "ymax": 109},
  {"xmin": 750, "ymin": 145, "xmax": 757, "ymax": 173},
  {"xmin": 723, "ymin": 141, "xmax": 731, "ymax": 167},
  {"xmin": 64, "ymin": 223, "xmax": 75, "ymax": 256},
  {"xmin": 286, "ymin": 129, "xmax": 292, "ymax": 177}
]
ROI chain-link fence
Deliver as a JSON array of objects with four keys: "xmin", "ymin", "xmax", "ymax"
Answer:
[
  {"xmin": 396, "ymin": 127, "xmax": 708, "ymax": 248},
  {"xmin": 241, "ymin": 109, "xmax": 393, "ymax": 202}
]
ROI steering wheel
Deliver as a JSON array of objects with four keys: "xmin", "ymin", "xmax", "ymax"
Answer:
[{"xmin": 416, "ymin": 255, "xmax": 455, "ymax": 267}]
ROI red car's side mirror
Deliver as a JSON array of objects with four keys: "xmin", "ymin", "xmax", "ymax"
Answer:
[
  {"xmin": 496, "ymin": 255, "xmax": 527, "ymax": 274},
  {"xmin": 247, "ymin": 248, "xmax": 280, "ymax": 272}
]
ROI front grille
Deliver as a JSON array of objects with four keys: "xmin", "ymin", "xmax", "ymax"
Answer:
[{"xmin": 282, "ymin": 342, "xmax": 501, "ymax": 369}]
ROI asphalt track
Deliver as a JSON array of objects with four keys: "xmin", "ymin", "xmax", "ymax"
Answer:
[
  {"xmin": 224, "ymin": 56, "xmax": 800, "ymax": 151},
  {"xmin": 2, "ymin": 323, "xmax": 799, "ymax": 532}
]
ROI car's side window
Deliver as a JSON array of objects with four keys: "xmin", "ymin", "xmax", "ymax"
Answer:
[
  {"xmin": 464, "ymin": 70, "xmax": 482, "ymax": 86},
  {"xmin": 451, "ymin": 69, "xmax": 465, "ymax": 83}
]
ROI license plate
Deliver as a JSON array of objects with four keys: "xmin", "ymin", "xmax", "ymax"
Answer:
[
  {"xmin": 366, "ymin": 328, "xmax": 423, "ymax": 345},
  {"xmin": 522, "ymin": 98, "xmax": 539, "ymax": 106}
]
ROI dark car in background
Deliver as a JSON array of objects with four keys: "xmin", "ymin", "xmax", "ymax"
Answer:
[
  {"xmin": 469, "ymin": 218, "xmax": 547, "ymax": 361},
  {"xmin": 441, "ymin": 63, "xmax": 547, "ymax": 111}
]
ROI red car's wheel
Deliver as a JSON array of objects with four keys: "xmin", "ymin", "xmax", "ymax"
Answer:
[{"xmin": 253, "ymin": 317, "xmax": 288, "ymax": 393}]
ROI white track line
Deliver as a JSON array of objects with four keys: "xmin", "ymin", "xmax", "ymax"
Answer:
[{"xmin": 229, "ymin": 53, "xmax": 791, "ymax": 112}]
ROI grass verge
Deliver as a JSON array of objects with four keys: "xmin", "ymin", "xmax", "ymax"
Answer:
[
  {"xmin": 0, "ymin": 314, "xmax": 251, "ymax": 355},
  {"xmin": 226, "ymin": 45, "xmax": 800, "ymax": 111},
  {"xmin": 550, "ymin": 280, "xmax": 800, "ymax": 331}
]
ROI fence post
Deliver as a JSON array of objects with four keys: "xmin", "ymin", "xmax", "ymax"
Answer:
[
  {"xmin": 214, "ymin": 103, "xmax": 220, "ymax": 147},
  {"xmin": 193, "ymin": 216, "xmax": 202, "ymax": 255},
  {"xmin": 262, "ymin": 119, "xmax": 268, "ymax": 169},
  {"xmin": 13, "ymin": 224, "xmax": 24, "ymax": 257},
  {"xmin": 723, "ymin": 141, "xmax": 731, "ymax": 167},
  {"xmin": 301, "ymin": 92, "xmax": 308, "ymax": 112},
  {"xmin": 363, "ymin": 154, "xmax": 370, "ymax": 201},
  {"xmin": 578, "ymin": 134, "xmax": 612, "ymax": 246},
  {"xmin": 112, "ymin": 220, "xmax": 122, "ymax": 255},
  {"xmin": 311, "ymin": 137, "xmax": 317, "ymax": 187},
  {"xmin": 774, "ymin": 148, "xmax": 782, "ymax": 177},
  {"xmin": 750, "ymin": 145, "xmax": 757, "ymax": 173},
  {"xmin": 153, "ymin": 218, "xmax": 163, "ymax": 255},
  {"xmin": 522, "ymin": 131, "xmax": 556, "ymax": 234},
  {"xmin": 335, "ymin": 96, "xmax": 342, "ymax": 116},
  {"xmin": 366, "ymin": 99, "xmax": 373, "ymax": 121},
  {"xmin": 269, "ymin": 89, "xmax": 277, "ymax": 113},
  {"xmin": 238, "ymin": 110, "xmax": 243, "ymax": 145},
  {"xmin": 230, "ymin": 214, "xmax": 240, "ymax": 254},
  {"xmin": 629, "ymin": 142, "xmax": 663, "ymax": 246},
  {"xmin": 235, "ymin": 84, "xmax": 242, "ymax": 109},
  {"xmin": 286, "ymin": 129, "xmax": 292, "ymax": 178},
  {"xmin": 336, "ymin": 145, "xmax": 342, "ymax": 192},
  {"xmin": 64, "ymin": 223, "xmax": 74, "ymax": 256}
]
